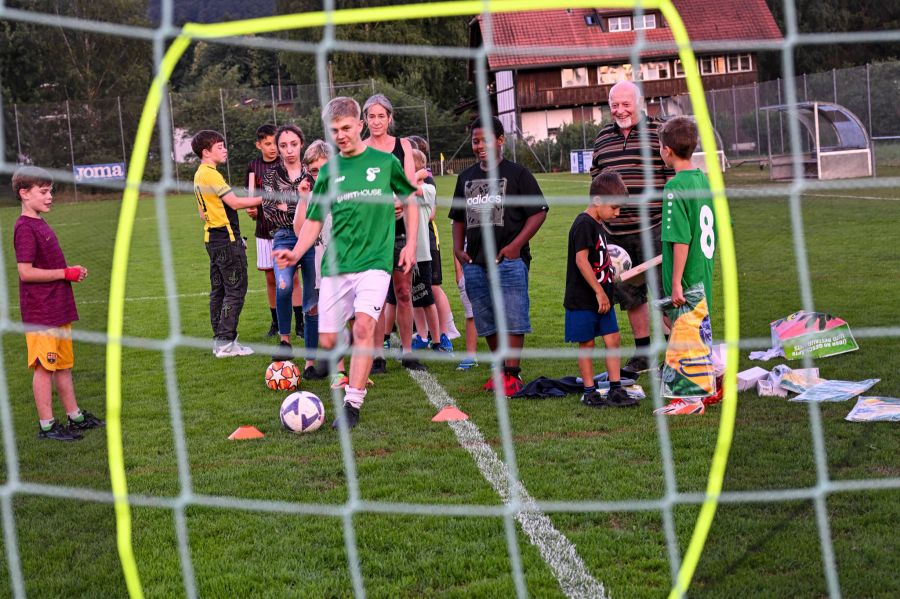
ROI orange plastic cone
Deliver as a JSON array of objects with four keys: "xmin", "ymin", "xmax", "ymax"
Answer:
[
  {"xmin": 228, "ymin": 425, "xmax": 265, "ymax": 440},
  {"xmin": 432, "ymin": 406, "xmax": 469, "ymax": 422}
]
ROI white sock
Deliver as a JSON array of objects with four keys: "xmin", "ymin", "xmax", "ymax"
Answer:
[
  {"xmin": 39, "ymin": 418, "xmax": 54, "ymax": 430},
  {"xmin": 67, "ymin": 409, "xmax": 83, "ymax": 421},
  {"xmin": 445, "ymin": 315, "xmax": 461, "ymax": 340},
  {"xmin": 344, "ymin": 386, "xmax": 366, "ymax": 409}
]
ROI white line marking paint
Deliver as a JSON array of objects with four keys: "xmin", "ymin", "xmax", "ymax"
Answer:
[
  {"xmin": 803, "ymin": 193, "xmax": 900, "ymax": 201},
  {"xmin": 80, "ymin": 288, "xmax": 266, "ymax": 305},
  {"xmin": 407, "ymin": 369, "xmax": 608, "ymax": 599}
]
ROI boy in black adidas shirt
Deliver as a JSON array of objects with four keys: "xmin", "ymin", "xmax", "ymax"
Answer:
[{"xmin": 564, "ymin": 171, "xmax": 637, "ymax": 408}]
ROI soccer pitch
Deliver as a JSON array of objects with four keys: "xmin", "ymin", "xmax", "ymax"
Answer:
[{"xmin": 1, "ymin": 169, "xmax": 897, "ymax": 597}]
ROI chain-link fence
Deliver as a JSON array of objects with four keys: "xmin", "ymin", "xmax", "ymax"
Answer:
[
  {"xmin": 5, "ymin": 62, "xmax": 900, "ymax": 190},
  {"xmin": 663, "ymin": 61, "xmax": 900, "ymax": 169},
  {"xmin": 2, "ymin": 78, "xmax": 471, "ymax": 198}
]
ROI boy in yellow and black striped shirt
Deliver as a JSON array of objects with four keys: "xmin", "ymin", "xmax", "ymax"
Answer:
[{"xmin": 191, "ymin": 130, "xmax": 262, "ymax": 357}]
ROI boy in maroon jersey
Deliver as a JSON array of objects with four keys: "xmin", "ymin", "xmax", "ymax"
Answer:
[{"xmin": 12, "ymin": 166, "xmax": 104, "ymax": 441}]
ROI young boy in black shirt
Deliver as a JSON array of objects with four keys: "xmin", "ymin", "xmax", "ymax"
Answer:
[{"xmin": 564, "ymin": 171, "xmax": 637, "ymax": 407}]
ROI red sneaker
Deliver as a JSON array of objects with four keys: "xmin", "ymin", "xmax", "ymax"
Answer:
[
  {"xmin": 502, "ymin": 373, "xmax": 524, "ymax": 397},
  {"xmin": 653, "ymin": 398, "xmax": 705, "ymax": 415},
  {"xmin": 483, "ymin": 375, "xmax": 495, "ymax": 391},
  {"xmin": 703, "ymin": 375, "xmax": 725, "ymax": 406}
]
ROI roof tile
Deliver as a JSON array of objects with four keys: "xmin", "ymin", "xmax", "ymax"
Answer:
[{"xmin": 478, "ymin": 1, "xmax": 783, "ymax": 70}]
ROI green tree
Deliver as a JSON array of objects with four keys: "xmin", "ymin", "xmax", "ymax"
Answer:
[
  {"xmin": 761, "ymin": 0, "xmax": 900, "ymax": 79},
  {"xmin": 275, "ymin": 0, "xmax": 473, "ymax": 113},
  {"xmin": 1, "ymin": 0, "xmax": 152, "ymax": 104}
]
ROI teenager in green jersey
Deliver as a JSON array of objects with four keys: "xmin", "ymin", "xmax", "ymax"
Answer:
[{"xmin": 274, "ymin": 97, "xmax": 418, "ymax": 430}]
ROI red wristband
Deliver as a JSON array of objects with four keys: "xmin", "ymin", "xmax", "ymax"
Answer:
[{"xmin": 64, "ymin": 267, "xmax": 81, "ymax": 282}]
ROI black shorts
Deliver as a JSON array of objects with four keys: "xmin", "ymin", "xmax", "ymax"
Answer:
[
  {"xmin": 410, "ymin": 261, "xmax": 435, "ymax": 308},
  {"xmin": 431, "ymin": 248, "xmax": 443, "ymax": 285},
  {"xmin": 428, "ymin": 224, "xmax": 443, "ymax": 285},
  {"xmin": 607, "ymin": 225, "xmax": 662, "ymax": 311}
]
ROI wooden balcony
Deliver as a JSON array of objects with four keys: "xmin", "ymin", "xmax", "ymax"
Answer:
[{"xmin": 516, "ymin": 72, "xmax": 758, "ymax": 109}]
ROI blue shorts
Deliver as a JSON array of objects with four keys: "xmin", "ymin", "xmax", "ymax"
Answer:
[
  {"xmin": 462, "ymin": 259, "xmax": 531, "ymax": 336},
  {"xmin": 564, "ymin": 308, "xmax": 619, "ymax": 343}
]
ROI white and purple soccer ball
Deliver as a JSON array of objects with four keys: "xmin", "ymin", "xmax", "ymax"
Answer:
[
  {"xmin": 607, "ymin": 244, "xmax": 632, "ymax": 277},
  {"xmin": 279, "ymin": 391, "xmax": 325, "ymax": 434}
]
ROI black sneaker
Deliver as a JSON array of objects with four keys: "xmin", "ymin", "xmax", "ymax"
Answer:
[
  {"xmin": 580, "ymin": 390, "xmax": 608, "ymax": 408},
  {"xmin": 370, "ymin": 357, "xmax": 387, "ymax": 375},
  {"xmin": 331, "ymin": 403, "xmax": 360, "ymax": 430},
  {"xmin": 37, "ymin": 421, "xmax": 82, "ymax": 441},
  {"xmin": 266, "ymin": 321, "xmax": 279, "ymax": 338},
  {"xmin": 272, "ymin": 340, "xmax": 293, "ymax": 361},
  {"xmin": 623, "ymin": 355, "xmax": 650, "ymax": 376},
  {"xmin": 607, "ymin": 386, "xmax": 640, "ymax": 407},
  {"xmin": 68, "ymin": 411, "xmax": 105, "ymax": 431},
  {"xmin": 303, "ymin": 365, "xmax": 327, "ymax": 381},
  {"xmin": 400, "ymin": 354, "xmax": 427, "ymax": 371}
]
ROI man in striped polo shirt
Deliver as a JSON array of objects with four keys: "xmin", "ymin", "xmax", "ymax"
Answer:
[{"xmin": 590, "ymin": 80, "xmax": 674, "ymax": 374}]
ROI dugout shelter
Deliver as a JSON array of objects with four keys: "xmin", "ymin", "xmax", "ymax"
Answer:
[
  {"xmin": 690, "ymin": 124, "xmax": 728, "ymax": 174},
  {"xmin": 761, "ymin": 102, "xmax": 873, "ymax": 180}
]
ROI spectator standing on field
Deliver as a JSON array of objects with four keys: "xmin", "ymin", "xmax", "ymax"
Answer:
[
  {"xmin": 192, "ymin": 129, "xmax": 262, "ymax": 357},
  {"xmin": 449, "ymin": 116, "xmax": 548, "ymax": 397},
  {"xmin": 564, "ymin": 171, "xmax": 637, "ymax": 409},
  {"xmin": 590, "ymin": 80, "xmax": 673, "ymax": 375},
  {"xmin": 245, "ymin": 123, "xmax": 302, "ymax": 339},
  {"xmin": 12, "ymin": 166, "xmax": 105, "ymax": 441},
  {"xmin": 262, "ymin": 124, "xmax": 319, "ymax": 367},
  {"xmin": 361, "ymin": 94, "xmax": 425, "ymax": 373}
]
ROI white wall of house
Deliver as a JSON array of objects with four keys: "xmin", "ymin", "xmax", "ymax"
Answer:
[{"xmin": 520, "ymin": 106, "xmax": 603, "ymax": 140}]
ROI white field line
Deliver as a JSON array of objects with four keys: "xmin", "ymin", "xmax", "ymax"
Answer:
[
  {"xmin": 802, "ymin": 193, "xmax": 900, "ymax": 201},
  {"xmin": 407, "ymin": 369, "xmax": 608, "ymax": 599},
  {"xmin": 80, "ymin": 288, "xmax": 266, "ymax": 305}
]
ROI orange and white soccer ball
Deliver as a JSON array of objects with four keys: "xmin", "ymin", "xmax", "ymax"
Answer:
[{"xmin": 265, "ymin": 360, "xmax": 301, "ymax": 391}]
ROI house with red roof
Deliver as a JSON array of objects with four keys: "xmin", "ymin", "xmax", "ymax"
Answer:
[{"xmin": 468, "ymin": 2, "xmax": 783, "ymax": 140}]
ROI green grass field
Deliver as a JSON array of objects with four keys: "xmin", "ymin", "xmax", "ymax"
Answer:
[{"xmin": 0, "ymin": 168, "xmax": 897, "ymax": 598}]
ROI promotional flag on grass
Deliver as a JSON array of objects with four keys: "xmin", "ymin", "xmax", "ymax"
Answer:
[
  {"xmin": 770, "ymin": 310, "xmax": 858, "ymax": 360},
  {"xmin": 655, "ymin": 283, "xmax": 716, "ymax": 399}
]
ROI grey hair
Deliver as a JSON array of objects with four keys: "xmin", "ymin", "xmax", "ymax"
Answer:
[{"xmin": 363, "ymin": 93, "xmax": 394, "ymax": 119}]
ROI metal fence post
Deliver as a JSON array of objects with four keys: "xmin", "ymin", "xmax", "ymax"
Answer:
[
  {"xmin": 168, "ymin": 91, "xmax": 180, "ymax": 189},
  {"xmin": 803, "ymin": 73, "xmax": 808, "ymax": 102},
  {"xmin": 731, "ymin": 85, "xmax": 739, "ymax": 156},
  {"xmin": 580, "ymin": 105, "xmax": 587, "ymax": 149},
  {"xmin": 270, "ymin": 84, "xmax": 278, "ymax": 126},
  {"xmin": 754, "ymin": 82, "xmax": 761, "ymax": 157},
  {"xmin": 116, "ymin": 96, "xmax": 128, "ymax": 168},
  {"xmin": 422, "ymin": 100, "xmax": 431, "ymax": 163},
  {"xmin": 832, "ymin": 68, "xmax": 838, "ymax": 103},
  {"xmin": 777, "ymin": 77, "xmax": 784, "ymax": 154},
  {"xmin": 219, "ymin": 88, "xmax": 232, "ymax": 184},
  {"xmin": 544, "ymin": 110, "xmax": 551, "ymax": 171},
  {"xmin": 865, "ymin": 63, "xmax": 873, "ymax": 136},
  {"xmin": 13, "ymin": 103, "xmax": 22, "ymax": 163},
  {"xmin": 65, "ymin": 99, "xmax": 78, "ymax": 201}
]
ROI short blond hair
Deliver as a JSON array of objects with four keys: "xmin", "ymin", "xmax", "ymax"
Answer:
[
  {"xmin": 411, "ymin": 148, "xmax": 427, "ymax": 171},
  {"xmin": 303, "ymin": 139, "xmax": 331, "ymax": 166},
  {"xmin": 322, "ymin": 96, "xmax": 360, "ymax": 122}
]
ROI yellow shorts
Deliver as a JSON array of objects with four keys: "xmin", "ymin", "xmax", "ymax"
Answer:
[{"xmin": 26, "ymin": 325, "xmax": 74, "ymax": 371}]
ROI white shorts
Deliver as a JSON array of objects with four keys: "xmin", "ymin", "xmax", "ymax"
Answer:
[
  {"xmin": 314, "ymin": 243, "xmax": 325, "ymax": 290},
  {"xmin": 319, "ymin": 270, "xmax": 391, "ymax": 333},
  {"xmin": 457, "ymin": 275, "xmax": 474, "ymax": 319},
  {"xmin": 256, "ymin": 237, "xmax": 274, "ymax": 270}
]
